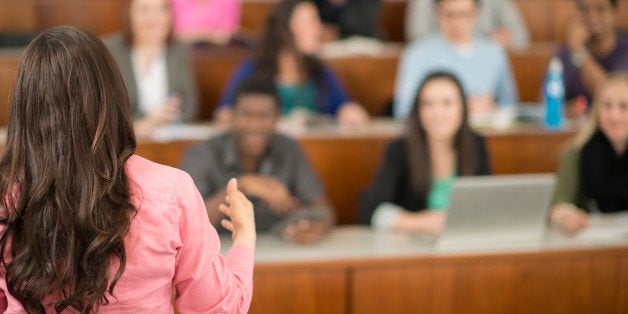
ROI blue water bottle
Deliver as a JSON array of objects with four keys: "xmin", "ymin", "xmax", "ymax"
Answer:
[{"xmin": 544, "ymin": 57, "xmax": 565, "ymax": 130}]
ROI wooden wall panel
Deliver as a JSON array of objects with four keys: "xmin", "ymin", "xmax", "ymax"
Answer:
[
  {"xmin": 240, "ymin": 0, "xmax": 276, "ymax": 37},
  {"xmin": 298, "ymin": 137, "xmax": 391, "ymax": 225},
  {"xmin": 508, "ymin": 42, "xmax": 557, "ymax": 103},
  {"xmin": 378, "ymin": 0, "xmax": 407, "ymax": 42},
  {"xmin": 0, "ymin": 0, "xmax": 38, "ymax": 33},
  {"xmin": 515, "ymin": 0, "xmax": 555, "ymax": 42},
  {"xmin": 191, "ymin": 48, "xmax": 248, "ymax": 119},
  {"xmin": 484, "ymin": 130, "xmax": 574, "ymax": 174},
  {"xmin": 325, "ymin": 52, "xmax": 399, "ymax": 115},
  {"xmin": 552, "ymin": 0, "xmax": 580, "ymax": 45},
  {"xmin": 38, "ymin": 0, "xmax": 123, "ymax": 36},
  {"xmin": 0, "ymin": 53, "xmax": 18, "ymax": 125}
]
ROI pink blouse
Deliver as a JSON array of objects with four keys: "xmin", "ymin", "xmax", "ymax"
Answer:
[
  {"xmin": 0, "ymin": 154, "xmax": 254, "ymax": 313},
  {"xmin": 171, "ymin": 0, "xmax": 241, "ymax": 36}
]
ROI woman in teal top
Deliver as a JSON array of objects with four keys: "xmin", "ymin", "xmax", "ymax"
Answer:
[
  {"xmin": 359, "ymin": 72, "xmax": 491, "ymax": 234},
  {"xmin": 215, "ymin": 0, "xmax": 369, "ymax": 125}
]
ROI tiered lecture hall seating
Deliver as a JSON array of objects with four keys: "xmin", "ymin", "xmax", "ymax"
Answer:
[
  {"xmin": 2, "ymin": 1, "xmax": 628, "ymax": 313},
  {"xmin": 1, "ymin": 0, "xmax": 628, "ymax": 223}
]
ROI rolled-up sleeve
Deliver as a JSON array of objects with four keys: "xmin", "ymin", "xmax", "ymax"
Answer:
[{"xmin": 173, "ymin": 173, "xmax": 254, "ymax": 313}]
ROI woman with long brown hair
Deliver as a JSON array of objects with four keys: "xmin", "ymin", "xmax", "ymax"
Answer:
[
  {"xmin": 359, "ymin": 72, "xmax": 491, "ymax": 234},
  {"xmin": 214, "ymin": 0, "xmax": 369, "ymax": 126},
  {"xmin": 0, "ymin": 26, "xmax": 255, "ymax": 313}
]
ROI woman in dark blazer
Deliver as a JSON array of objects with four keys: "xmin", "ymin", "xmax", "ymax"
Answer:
[
  {"xmin": 106, "ymin": 0, "xmax": 198, "ymax": 137},
  {"xmin": 360, "ymin": 72, "xmax": 491, "ymax": 234}
]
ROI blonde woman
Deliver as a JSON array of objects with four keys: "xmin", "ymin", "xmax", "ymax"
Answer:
[{"xmin": 550, "ymin": 72, "xmax": 628, "ymax": 234}]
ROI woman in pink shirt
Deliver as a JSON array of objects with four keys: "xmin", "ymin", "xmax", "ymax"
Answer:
[
  {"xmin": 171, "ymin": 0, "xmax": 241, "ymax": 45},
  {"xmin": 0, "ymin": 26, "xmax": 256, "ymax": 313}
]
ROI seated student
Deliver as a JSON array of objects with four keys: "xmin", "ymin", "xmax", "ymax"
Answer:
[
  {"xmin": 214, "ymin": 0, "xmax": 369, "ymax": 126},
  {"xmin": 106, "ymin": 0, "xmax": 199, "ymax": 137},
  {"xmin": 182, "ymin": 75, "xmax": 335, "ymax": 244},
  {"xmin": 549, "ymin": 72, "xmax": 628, "ymax": 234},
  {"xmin": 405, "ymin": 0, "xmax": 530, "ymax": 51},
  {"xmin": 555, "ymin": 0, "xmax": 628, "ymax": 118},
  {"xmin": 0, "ymin": 26, "xmax": 254, "ymax": 313},
  {"xmin": 171, "ymin": 0, "xmax": 241, "ymax": 45},
  {"xmin": 360, "ymin": 72, "xmax": 491, "ymax": 234},
  {"xmin": 394, "ymin": 0, "xmax": 518, "ymax": 120}
]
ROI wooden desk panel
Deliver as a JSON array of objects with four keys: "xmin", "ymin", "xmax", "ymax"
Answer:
[
  {"xmin": 621, "ymin": 257, "xmax": 628, "ymax": 312},
  {"xmin": 251, "ymin": 267, "xmax": 346, "ymax": 314},
  {"xmin": 352, "ymin": 264, "xmax": 433, "ymax": 313},
  {"xmin": 248, "ymin": 226, "xmax": 628, "ymax": 314},
  {"xmin": 352, "ymin": 251, "xmax": 627, "ymax": 314}
]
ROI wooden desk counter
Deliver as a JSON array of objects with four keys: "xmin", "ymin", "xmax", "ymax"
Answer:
[
  {"xmin": 136, "ymin": 120, "xmax": 575, "ymax": 224},
  {"xmin": 243, "ymin": 214, "xmax": 628, "ymax": 314}
]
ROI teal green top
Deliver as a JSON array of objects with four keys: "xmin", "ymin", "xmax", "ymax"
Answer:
[
  {"xmin": 428, "ymin": 174, "xmax": 457, "ymax": 211},
  {"xmin": 278, "ymin": 82, "xmax": 317, "ymax": 115}
]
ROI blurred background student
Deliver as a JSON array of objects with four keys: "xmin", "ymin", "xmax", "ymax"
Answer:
[
  {"xmin": 182, "ymin": 75, "xmax": 335, "ymax": 245},
  {"xmin": 555, "ymin": 0, "xmax": 628, "ymax": 119},
  {"xmin": 394, "ymin": 0, "xmax": 518, "ymax": 120},
  {"xmin": 405, "ymin": 0, "xmax": 530, "ymax": 51},
  {"xmin": 314, "ymin": 0, "xmax": 381, "ymax": 40},
  {"xmin": 0, "ymin": 26, "xmax": 254, "ymax": 313},
  {"xmin": 360, "ymin": 72, "xmax": 491, "ymax": 234},
  {"xmin": 550, "ymin": 72, "xmax": 628, "ymax": 234},
  {"xmin": 171, "ymin": 0, "xmax": 241, "ymax": 46},
  {"xmin": 106, "ymin": 0, "xmax": 199, "ymax": 137},
  {"xmin": 214, "ymin": 0, "xmax": 369, "ymax": 126}
]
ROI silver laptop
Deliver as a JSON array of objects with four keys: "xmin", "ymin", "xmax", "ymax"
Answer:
[{"xmin": 436, "ymin": 174, "xmax": 555, "ymax": 251}]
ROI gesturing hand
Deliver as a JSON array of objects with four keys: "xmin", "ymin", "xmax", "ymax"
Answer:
[{"xmin": 219, "ymin": 178, "xmax": 256, "ymax": 248}]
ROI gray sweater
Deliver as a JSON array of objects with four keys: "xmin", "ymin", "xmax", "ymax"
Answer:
[{"xmin": 105, "ymin": 34, "xmax": 199, "ymax": 122}]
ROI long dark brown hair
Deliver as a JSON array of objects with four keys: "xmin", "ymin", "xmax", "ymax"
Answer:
[
  {"xmin": 405, "ymin": 72, "xmax": 480, "ymax": 195},
  {"xmin": 254, "ymin": 0, "xmax": 327, "ymax": 107},
  {"xmin": 0, "ymin": 26, "xmax": 137, "ymax": 313}
]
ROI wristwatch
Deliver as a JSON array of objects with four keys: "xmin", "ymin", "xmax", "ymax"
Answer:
[{"xmin": 570, "ymin": 49, "xmax": 590, "ymax": 68}]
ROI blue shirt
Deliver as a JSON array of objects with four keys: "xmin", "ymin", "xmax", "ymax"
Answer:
[
  {"xmin": 393, "ymin": 34, "xmax": 519, "ymax": 120},
  {"xmin": 217, "ymin": 60, "xmax": 352, "ymax": 116}
]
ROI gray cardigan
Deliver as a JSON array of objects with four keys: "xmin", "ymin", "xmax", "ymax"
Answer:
[{"xmin": 105, "ymin": 34, "xmax": 199, "ymax": 122}]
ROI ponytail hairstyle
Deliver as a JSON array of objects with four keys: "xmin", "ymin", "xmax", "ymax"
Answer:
[{"xmin": 0, "ymin": 26, "xmax": 137, "ymax": 313}]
